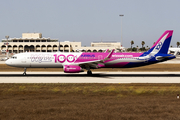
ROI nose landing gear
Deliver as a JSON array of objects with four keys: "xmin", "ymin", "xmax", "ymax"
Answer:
[{"xmin": 23, "ymin": 68, "xmax": 27, "ymax": 76}]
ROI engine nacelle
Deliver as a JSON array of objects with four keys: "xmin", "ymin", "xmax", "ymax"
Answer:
[{"xmin": 63, "ymin": 65, "xmax": 84, "ymax": 73}]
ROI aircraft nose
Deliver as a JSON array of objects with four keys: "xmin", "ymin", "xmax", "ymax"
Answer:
[{"xmin": 5, "ymin": 59, "xmax": 10, "ymax": 66}]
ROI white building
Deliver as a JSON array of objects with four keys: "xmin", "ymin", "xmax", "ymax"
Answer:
[{"xmin": 0, "ymin": 33, "xmax": 122, "ymax": 54}]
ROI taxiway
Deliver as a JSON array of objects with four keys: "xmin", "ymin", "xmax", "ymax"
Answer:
[{"xmin": 0, "ymin": 72, "xmax": 180, "ymax": 83}]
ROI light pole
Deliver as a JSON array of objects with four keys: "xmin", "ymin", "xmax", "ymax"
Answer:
[
  {"xmin": 119, "ymin": 14, "xmax": 124, "ymax": 47},
  {"xmin": 5, "ymin": 36, "xmax": 9, "ymax": 58}
]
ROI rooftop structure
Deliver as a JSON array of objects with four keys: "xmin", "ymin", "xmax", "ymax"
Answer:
[
  {"xmin": 91, "ymin": 41, "xmax": 121, "ymax": 48},
  {"xmin": 22, "ymin": 33, "xmax": 42, "ymax": 39},
  {"xmin": 2, "ymin": 33, "xmax": 58, "ymax": 43}
]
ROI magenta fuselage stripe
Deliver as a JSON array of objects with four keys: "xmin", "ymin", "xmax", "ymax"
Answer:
[{"xmin": 74, "ymin": 52, "xmax": 143, "ymax": 68}]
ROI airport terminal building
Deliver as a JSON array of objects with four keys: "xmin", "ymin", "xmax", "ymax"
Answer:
[{"xmin": 0, "ymin": 33, "xmax": 122, "ymax": 54}]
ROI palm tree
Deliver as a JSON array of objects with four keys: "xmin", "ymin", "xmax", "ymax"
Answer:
[
  {"xmin": 131, "ymin": 40, "xmax": 134, "ymax": 51},
  {"xmin": 177, "ymin": 42, "xmax": 180, "ymax": 48},
  {"xmin": 141, "ymin": 41, "xmax": 145, "ymax": 50}
]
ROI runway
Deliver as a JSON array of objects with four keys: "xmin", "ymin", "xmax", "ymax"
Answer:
[{"xmin": 0, "ymin": 72, "xmax": 180, "ymax": 83}]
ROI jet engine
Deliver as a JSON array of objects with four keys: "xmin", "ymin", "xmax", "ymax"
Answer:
[{"xmin": 63, "ymin": 65, "xmax": 84, "ymax": 73}]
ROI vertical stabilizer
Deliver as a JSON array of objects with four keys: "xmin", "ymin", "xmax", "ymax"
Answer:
[{"xmin": 143, "ymin": 30, "xmax": 173, "ymax": 55}]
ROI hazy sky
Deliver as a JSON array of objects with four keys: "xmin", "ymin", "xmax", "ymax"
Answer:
[{"xmin": 0, "ymin": 0, "xmax": 180, "ymax": 47}]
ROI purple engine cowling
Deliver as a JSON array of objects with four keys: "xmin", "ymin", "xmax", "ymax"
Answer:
[{"xmin": 64, "ymin": 65, "xmax": 84, "ymax": 73}]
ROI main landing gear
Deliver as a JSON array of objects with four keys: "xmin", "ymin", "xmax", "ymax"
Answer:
[
  {"xmin": 23, "ymin": 68, "xmax": 27, "ymax": 76},
  {"xmin": 87, "ymin": 70, "xmax": 92, "ymax": 75},
  {"xmin": 86, "ymin": 66, "xmax": 92, "ymax": 75}
]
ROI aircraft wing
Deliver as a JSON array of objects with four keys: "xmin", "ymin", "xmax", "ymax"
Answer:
[{"xmin": 73, "ymin": 49, "xmax": 114, "ymax": 69}]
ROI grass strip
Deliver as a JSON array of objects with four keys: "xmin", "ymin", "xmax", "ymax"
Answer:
[{"xmin": 1, "ymin": 83, "xmax": 180, "ymax": 96}]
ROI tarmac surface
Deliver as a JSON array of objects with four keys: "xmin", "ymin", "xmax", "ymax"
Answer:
[{"xmin": 0, "ymin": 72, "xmax": 180, "ymax": 83}]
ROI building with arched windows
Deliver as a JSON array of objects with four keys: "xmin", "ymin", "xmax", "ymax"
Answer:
[{"xmin": 0, "ymin": 33, "xmax": 122, "ymax": 54}]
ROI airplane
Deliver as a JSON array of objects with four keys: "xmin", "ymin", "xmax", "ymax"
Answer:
[
  {"xmin": 168, "ymin": 47, "xmax": 180, "ymax": 55},
  {"xmin": 5, "ymin": 30, "xmax": 175, "ymax": 75}
]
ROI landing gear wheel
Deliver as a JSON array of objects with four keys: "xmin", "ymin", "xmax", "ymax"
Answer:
[
  {"xmin": 87, "ymin": 70, "xmax": 92, "ymax": 75},
  {"xmin": 23, "ymin": 68, "xmax": 27, "ymax": 76}
]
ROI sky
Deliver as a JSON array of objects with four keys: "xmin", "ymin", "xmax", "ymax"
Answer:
[{"xmin": 0, "ymin": 0, "xmax": 180, "ymax": 48}]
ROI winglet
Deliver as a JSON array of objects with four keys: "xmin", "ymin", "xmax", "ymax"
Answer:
[
  {"xmin": 174, "ymin": 50, "xmax": 179, "ymax": 56},
  {"xmin": 107, "ymin": 49, "xmax": 114, "ymax": 58},
  {"xmin": 102, "ymin": 49, "xmax": 114, "ymax": 62},
  {"xmin": 104, "ymin": 49, "xmax": 109, "ymax": 53}
]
